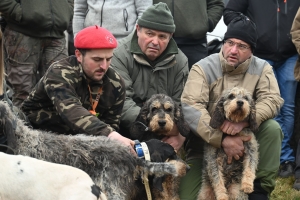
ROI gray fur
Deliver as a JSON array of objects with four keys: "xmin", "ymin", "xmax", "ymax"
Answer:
[
  {"xmin": 198, "ymin": 87, "xmax": 259, "ymax": 200},
  {"xmin": 0, "ymin": 101, "xmax": 184, "ymax": 200}
]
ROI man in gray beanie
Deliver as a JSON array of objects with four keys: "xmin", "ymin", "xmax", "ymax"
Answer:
[
  {"xmin": 180, "ymin": 14, "xmax": 283, "ymax": 200},
  {"xmin": 111, "ymin": 3, "xmax": 189, "ymax": 151}
]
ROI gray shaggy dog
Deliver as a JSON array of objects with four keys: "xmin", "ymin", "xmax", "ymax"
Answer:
[
  {"xmin": 198, "ymin": 87, "xmax": 259, "ymax": 200},
  {"xmin": 0, "ymin": 101, "xmax": 187, "ymax": 200}
]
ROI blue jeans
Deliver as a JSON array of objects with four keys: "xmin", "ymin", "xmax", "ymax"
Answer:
[{"xmin": 265, "ymin": 54, "xmax": 298, "ymax": 164}]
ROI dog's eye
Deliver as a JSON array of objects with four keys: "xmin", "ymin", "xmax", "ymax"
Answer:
[
  {"xmin": 151, "ymin": 107, "xmax": 158, "ymax": 113},
  {"xmin": 228, "ymin": 94, "xmax": 235, "ymax": 99},
  {"xmin": 165, "ymin": 108, "xmax": 172, "ymax": 112},
  {"xmin": 243, "ymin": 96, "xmax": 249, "ymax": 101}
]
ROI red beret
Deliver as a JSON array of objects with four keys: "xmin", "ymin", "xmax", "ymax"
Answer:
[{"xmin": 74, "ymin": 25, "xmax": 117, "ymax": 49}]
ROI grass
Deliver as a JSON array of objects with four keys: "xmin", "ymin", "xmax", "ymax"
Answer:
[{"xmin": 271, "ymin": 177, "xmax": 300, "ymax": 200}]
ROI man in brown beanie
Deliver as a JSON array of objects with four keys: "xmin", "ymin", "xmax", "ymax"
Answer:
[
  {"xmin": 21, "ymin": 26, "xmax": 136, "ymax": 154},
  {"xmin": 180, "ymin": 15, "xmax": 283, "ymax": 200},
  {"xmin": 111, "ymin": 2, "xmax": 189, "ymax": 151}
]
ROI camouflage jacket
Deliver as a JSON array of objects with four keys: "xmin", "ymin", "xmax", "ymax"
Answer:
[{"xmin": 21, "ymin": 56, "xmax": 125, "ymax": 136}]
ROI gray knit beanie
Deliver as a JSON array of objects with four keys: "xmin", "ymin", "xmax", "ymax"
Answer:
[{"xmin": 137, "ymin": 2, "xmax": 176, "ymax": 33}]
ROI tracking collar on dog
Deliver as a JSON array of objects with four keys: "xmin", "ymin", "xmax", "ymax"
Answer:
[{"xmin": 134, "ymin": 140, "xmax": 150, "ymax": 161}]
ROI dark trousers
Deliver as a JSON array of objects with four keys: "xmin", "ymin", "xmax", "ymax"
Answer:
[
  {"xmin": 174, "ymin": 37, "xmax": 208, "ymax": 70},
  {"xmin": 295, "ymin": 139, "xmax": 300, "ymax": 178}
]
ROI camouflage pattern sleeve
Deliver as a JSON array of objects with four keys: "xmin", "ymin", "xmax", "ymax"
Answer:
[
  {"xmin": 96, "ymin": 67, "xmax": 126, "ymax": 132},
  {"xmin": 42, "ymin": 60, "xmax": 121, "ymax": 136}
]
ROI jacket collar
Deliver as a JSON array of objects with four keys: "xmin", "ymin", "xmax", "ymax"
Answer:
[{"xmin": 219, "ymin": 49, "xmax": 252, "ymax": 75}]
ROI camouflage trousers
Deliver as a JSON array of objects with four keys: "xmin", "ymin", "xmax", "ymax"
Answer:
[{"xmin": 3, "ymin": 27, "xmax": 68, "ymax": 107}]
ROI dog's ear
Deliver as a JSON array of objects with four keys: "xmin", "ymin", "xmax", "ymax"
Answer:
[
  {"xmin": 174, "ymin": 103, "xmax": 190, "ymax": 137},
  {"xmin": 248, "ymin": 99, "xmax": 258, "ymax": 133},
  {"xmin": 130, "ymin": 101, "xmax": 151, "ymax": 140},
  {"xmin": 210, "ymin": 97, "xmax": 226, "ymax": 129}
]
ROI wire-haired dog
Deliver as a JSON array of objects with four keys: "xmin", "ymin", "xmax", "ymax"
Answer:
[
  {"xmin": 130, "ymin": 94, "xmax": 190, "ymax": 200},
  {"xmin": 130, "ymin": 94, "xmax": 190, "ymax": 141},
  {"xmin": 198, "ymin": 87, "xmax": 259, "ymax": 200},
  {"xmin": 0, "ymin": 101, "xmax": 189, "ymax": 200}
]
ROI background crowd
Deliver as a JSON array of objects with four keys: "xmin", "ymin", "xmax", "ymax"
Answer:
[{"xmin": 1, "ymin": 0, "xmax": 300, "ymax": 199}]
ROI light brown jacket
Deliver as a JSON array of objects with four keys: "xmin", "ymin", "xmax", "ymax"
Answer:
[{"xmin": 181, "ymin": 50, "xmax": 283, "ymax": 159}]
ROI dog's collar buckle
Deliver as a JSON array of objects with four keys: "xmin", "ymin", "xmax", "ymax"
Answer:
[{"xmin": 134, "ymin": 140, "xmax": 151, "ymax": 161}]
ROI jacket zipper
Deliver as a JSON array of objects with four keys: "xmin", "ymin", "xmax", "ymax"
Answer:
[{"xmin": 100, "ymin": 0, "xmax": 105, "ymax": 27}]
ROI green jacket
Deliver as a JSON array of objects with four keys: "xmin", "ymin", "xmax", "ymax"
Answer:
[
  {"xmin": 21, "ymin": 56, "xmax": 125, "ymax": 136},
  {"xmin": 181, "ymin": 50, "xmax": 284, "ymax": 160},
  {"xmin": 0, "ymin": 0, "xmax": 73, "ymax": 38},
  {"xmin": 153, "ymin": 0, "xmax": 224, "ymax": 39},
  {"xmin": 111, "ymin": 31, "xmax": 189, "ymax": 131}
]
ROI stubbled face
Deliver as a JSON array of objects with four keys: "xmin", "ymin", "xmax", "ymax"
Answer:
[
  {"xmin": 75, "ymin": 48, "xmax": 113, "ymax": 82},
  {"xmin": 222, "ymin": 38, "xmax": 252, "ymax": 68},
  {"xmin": 136, "ymin": 25, "xmax": 172, "ymax": 61},
  {"xmin": 222, "ymin": 87, "xmax": 253, "ymax": 122}
]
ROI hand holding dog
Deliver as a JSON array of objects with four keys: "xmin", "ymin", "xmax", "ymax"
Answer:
[
  {"xmin": 220, "ymin": 120, "xmax": 249, "ymax": 135},
  {"xmin": 222, "ymin": 134, "xmax": 251, "ymax": 164},
  {"xmin": 162, "ymin": 124, "xmax": 185, "ymax": 151}
]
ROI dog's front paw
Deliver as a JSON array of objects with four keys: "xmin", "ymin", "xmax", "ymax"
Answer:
[{"xmin": 241, "ymin": 182, "xmax": 254, "ymax": 194}]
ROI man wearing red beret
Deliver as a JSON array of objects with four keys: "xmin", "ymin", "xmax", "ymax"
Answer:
[{"xmin": 21, "ymin": 26, "xmax": 135, "ymax": 152}]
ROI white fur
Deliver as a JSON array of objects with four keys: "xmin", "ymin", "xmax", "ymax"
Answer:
[{"xmin": 0, "ymin": 152, "xmax": 106, "ymax": 200}]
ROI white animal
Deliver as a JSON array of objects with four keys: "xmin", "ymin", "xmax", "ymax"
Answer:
[{"xmin": 0, "ymin": 152, "xmax": 107, "ymax": 200}]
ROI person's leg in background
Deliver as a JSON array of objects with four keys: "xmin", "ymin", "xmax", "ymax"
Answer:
[
  {"xmin": 293, "ymin": 138, "xmax": 300, "ymax": 190},
  {"xmin": 249, "ymin": 119, "xmax": 283, "ymax": 200},
  {"xmin": 39, "ymin": 37, "xmax": 68, "ymax": 81},
  {"xmin": 3, "ymin": 27, "xmax": 40, "ymax": 108},
  {"xmin": 266, "ymin": 55, "xmax": 298, "ymax": 178},
  {"xmin": 174, "ymin": 37, "xmax": 208, "ymax": 70},
  {"xmin": 179, "ymin": 157, "xmax": 202, "ymax": 200}
]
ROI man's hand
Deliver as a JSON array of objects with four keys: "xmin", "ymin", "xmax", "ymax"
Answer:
[
  {"xmin": 108, "ymin": 131, "xmax": 136, "ymax": 155},
  {"xmin": 162, "ymin": 133, "xmax": 186, "ymax": 151},
  {"xmin": 222, "ymin": 135, "xmax": 251, "ymax": 164},
  {"xmin": 220, "ymin": 120, "xmax": 249, "ymax": 135}
]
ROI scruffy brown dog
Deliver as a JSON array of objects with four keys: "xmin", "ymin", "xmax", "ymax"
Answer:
[
  {"xmin": 130, "ymin": 94, "xmax": 190, "ymax": 141},
  {"xmin": 198, "ymin": 87, "xmax": 259, "ymax": 200},
  {"xmin": 130, "ymin": 94, "xmax": 190, "ymax": 200}
]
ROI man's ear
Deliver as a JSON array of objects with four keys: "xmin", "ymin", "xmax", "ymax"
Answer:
[{"xmin": 75, "ymin": 49, "xmax": 82, "ymax": 63}]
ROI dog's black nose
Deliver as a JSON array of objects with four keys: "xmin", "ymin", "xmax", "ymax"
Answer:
[
  {"xmin": 158, "ymin": 120, "xmax": 166, "ymax": 127},
  {"xmin": 237, "ymin": 100, "xmax": 244, "ymax": 107}
]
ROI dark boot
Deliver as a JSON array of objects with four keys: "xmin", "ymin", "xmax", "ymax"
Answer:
[{"xmin": 248, "ymin": 179, "xmax": 269, "ymax": 200}]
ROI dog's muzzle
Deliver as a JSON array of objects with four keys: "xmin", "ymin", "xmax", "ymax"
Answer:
[{"xmin": 134, "ymin": 140, "xmax": 150, "ymax": 161}]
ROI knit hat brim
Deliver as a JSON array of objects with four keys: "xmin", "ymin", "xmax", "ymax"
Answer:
[
  {"xmin": 224, "ymin": 15, "xmax": 257, "ymax": 51},
  {"xmin": 137, "ymin": 2, "xmax": 176, "ymax": 33}
]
